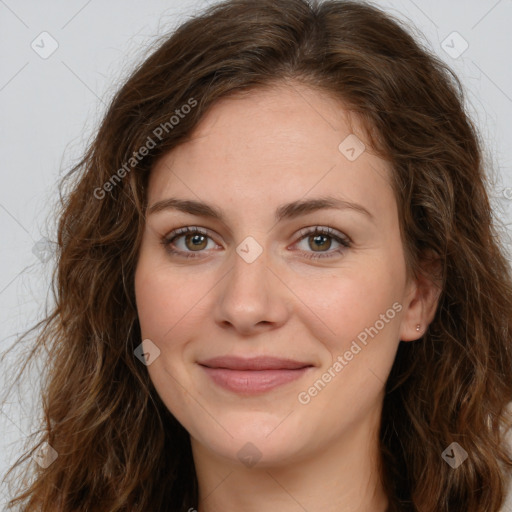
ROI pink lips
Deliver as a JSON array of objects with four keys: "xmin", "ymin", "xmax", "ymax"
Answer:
[{"xmin": 198, "ymin": 356, "xmax": 313, "ymax": 394}]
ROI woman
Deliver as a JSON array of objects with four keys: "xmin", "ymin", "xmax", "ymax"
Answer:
[{"xmin": 3, "ymin": 0, "xmax": 512, "ymax": 510}]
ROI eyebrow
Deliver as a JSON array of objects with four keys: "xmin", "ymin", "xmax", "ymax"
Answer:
[
  {"xmin": 146, "ymin": 195, "xmax": 374, "ymax": 223},
  {"xmin": 147, "ymin": 196, "xmax": 375, "ymax": 222}
]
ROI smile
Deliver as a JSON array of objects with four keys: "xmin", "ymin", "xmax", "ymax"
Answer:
[{"xmin": 198, "ymin": 356, "xmax": 314, "ymax": 395}]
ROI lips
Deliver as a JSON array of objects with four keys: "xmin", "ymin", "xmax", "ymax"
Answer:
[
  {"xmin": 199, "ymin": 356, "xmax": 311, "ymax": 371},
  {"xmin": 198, "ymin": 356, "xmax": 313, "ymax": 394}
]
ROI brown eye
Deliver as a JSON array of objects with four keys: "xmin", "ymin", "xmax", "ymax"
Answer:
[
  {"xmin": 184, "ymin": 233, "xmax": 208, "ymax": 251},
  {"xmin": 308, "ymin": 233, "xmax": 332, "ymax": 252},
  {"xmin": 294, "ymin": 227, "xmax": 351, "ymax": 260},
  {"xmin": 162, "ymin": 226, "xmax": 218, "ymax": 258}
]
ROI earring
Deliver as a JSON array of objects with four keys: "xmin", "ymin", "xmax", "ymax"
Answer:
[{"xmin": 416, "ymin": 324, "xmax": 421, "ymax": 332}]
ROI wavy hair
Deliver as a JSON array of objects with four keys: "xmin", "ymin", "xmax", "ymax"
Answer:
[{"xmin": 3, "ymin": 0, "xmax": 512, "ymax": 510}]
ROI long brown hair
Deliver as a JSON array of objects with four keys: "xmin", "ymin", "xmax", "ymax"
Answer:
[{"xmin": 3, "ymin": 0, "xmax": 512, "ymax": 510}]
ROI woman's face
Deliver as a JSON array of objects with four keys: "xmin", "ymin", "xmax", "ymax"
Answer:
[{"xmin": 135, "ymin": 82, "xmax": 426, "ymax": 468}]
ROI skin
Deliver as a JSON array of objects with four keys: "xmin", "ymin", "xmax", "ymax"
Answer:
[{"xmin": 134, "ymin": 81, "xmax": 440, "ymax": 512}]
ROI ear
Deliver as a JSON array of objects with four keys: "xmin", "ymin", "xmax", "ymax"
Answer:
[{"xmin": 399, "ymin": 255, "xmax": 442, "ymax": 342}]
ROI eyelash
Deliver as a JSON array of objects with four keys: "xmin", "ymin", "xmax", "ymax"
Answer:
[{"xmin": 161, "ymin": 226, "xmax": 351, "ymax": 260}]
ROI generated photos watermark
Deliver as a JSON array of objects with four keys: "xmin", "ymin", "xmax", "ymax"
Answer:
[
  {"xmin": 297, "ymin": 301, "xmax": 403, "ymax": 405},
  {"xmin": 94, "ymin": 97, "xmax": 197, "ymax": 200}
]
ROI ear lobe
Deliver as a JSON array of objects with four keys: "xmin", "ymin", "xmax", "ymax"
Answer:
[{"xmin": 399, "ymin": 257, "xmax": 442, "ymax": 342}]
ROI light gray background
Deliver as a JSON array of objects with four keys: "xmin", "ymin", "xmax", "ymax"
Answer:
[{"xmin": 1, "ymin": 0, "xmax": 512, "ymax": 509}]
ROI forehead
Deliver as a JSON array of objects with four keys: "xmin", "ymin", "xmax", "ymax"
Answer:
[{"xmin": 147, "ymin": 83, "xmax": 394, "ymax": 222}]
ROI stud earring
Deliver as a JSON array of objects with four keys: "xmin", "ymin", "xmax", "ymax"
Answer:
[{"xmin": 416, "ymin": 324, "xmax": 421, "ymax": 332}]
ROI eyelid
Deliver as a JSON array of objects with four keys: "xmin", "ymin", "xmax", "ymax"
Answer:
[
  {"xmin": 295, "ymin": 225, "xmax": 351, "ymax": 244},
  {"xmin": 289, "ymin": 226, "xmax": 351, "ymax": 260},
  {"xmin": 161, "ymin": 224, "xmax": 351, "ymax": 259},
  {"xmin": 163, "ymin": 225, "xmax": 350, "ymax": 243},
  {"xmin": 162, "ymin": 225, "xmax": 222, "ymax": 247}
]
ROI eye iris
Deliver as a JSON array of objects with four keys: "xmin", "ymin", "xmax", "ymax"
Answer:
[
  {"xmin": 310, "ymin": 234, "xmax": 331, "ymax": 252},
  {"xmin": 176, "ymin": 231, "xmax": 338, "ymax": 254},
  {"xmin": 185, "ymin": 233, "xmax": 207, "ymax": 251}
]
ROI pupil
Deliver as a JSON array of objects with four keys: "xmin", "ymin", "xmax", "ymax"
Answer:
[
  {"xmin": 187, "ymin": 234, "xmax": 206, "ymax": 250},
  {"xmin": 311, "ymin": 234, "xmax": 330, "ymax": 251},
  {"xmin": 184, "ymin": 233, "xmax": 332, "ymax": 252}
]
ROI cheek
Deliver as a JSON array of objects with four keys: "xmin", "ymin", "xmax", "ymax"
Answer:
[
  {"xmin": 296, "ymin": 263, "xmax": 405, "ymax": 408},
  {"xmin": 134, "ymin": 259, "xmax": 211, "ymax": 433},
  {"xmin": 134, "ymin": 257, "xmax": 210, "ymax": 342},
  {"xmin": 291, "ymin": 261, "xmax": 404, "ymax": 348}
]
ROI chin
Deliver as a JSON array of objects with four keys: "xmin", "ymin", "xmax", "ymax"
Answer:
[{"xmin": 189, "ymin": 410, "xmax": 316, "ymax": 468}]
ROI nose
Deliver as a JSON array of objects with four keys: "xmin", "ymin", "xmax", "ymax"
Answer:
[{"xmin": 213, "ymin": 241, "xmax": 291, "ymax": 336}]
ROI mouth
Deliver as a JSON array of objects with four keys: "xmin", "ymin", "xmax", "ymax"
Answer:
[{"xmin": 197, "ymin": 356, "xmax": 314, "ymax": 395}]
